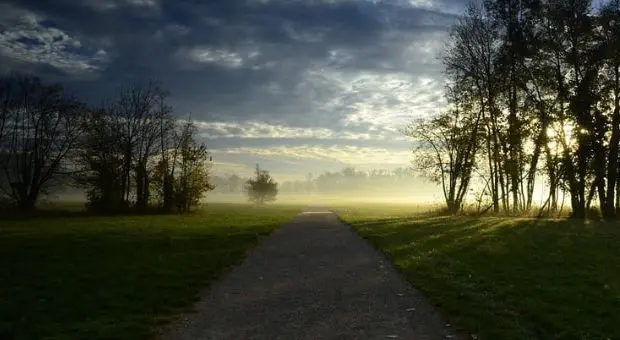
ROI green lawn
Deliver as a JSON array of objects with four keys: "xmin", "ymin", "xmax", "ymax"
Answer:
[
  {"xmin": 0, "ymin": 203, "xmax": 300, "ymax": 340},
  {"xmin": 335, "ymin": 205, "xmax": 620, "ymax": 340}
]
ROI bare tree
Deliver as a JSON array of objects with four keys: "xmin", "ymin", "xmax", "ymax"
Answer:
[
  {"xmin": 0, "ymin": 74, "xmax": 85, "ymax": 210},
  {"xmin": 79, "ymin": 81, "xmax": 175, "ymax": 212},
  {"xmin": 406, "ymin": 89, "xmax": 481, "ymax": 214},
  {"xmin": 154, "ymin": 99, "xmax": 177, "ymax": 212},
  {"xmin": 115, "ymin": 81, "xmax": 170, "ymax": 211},
  {"xmin": 443, "ymin": 2, "xmax": 508, "ymax": 213}
]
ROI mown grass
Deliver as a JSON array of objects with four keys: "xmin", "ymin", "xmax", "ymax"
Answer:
[
  {"xmin": 0, "ymin": 203, "xmax": 300, "ymax": 340},
  {"xmin": 335, "ymin": 205, "xmax": 620, "ymax": 340}
]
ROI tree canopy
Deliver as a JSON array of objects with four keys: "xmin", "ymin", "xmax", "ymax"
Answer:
[
  {"xmin": 246, "ymin": 165, "xmax": 278, "ymax": 205},
  {"xmin": 411, "ymin": 0, "xmax": 620, "ymax": 218}
]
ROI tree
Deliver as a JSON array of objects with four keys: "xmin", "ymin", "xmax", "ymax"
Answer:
[
  {"xmin": 115, "ymin": 81, "xmax": 170, "ymax": 212},
  {"xmin": 172, "ymin": 120, "xmax": 214, "ymax": 212},
  {"xmin": 432, "ymin": 0, "xmax": 620, "ymax": 218},
  {"xmin": 227, "ymin": 174, "xmax": 243, "ymax": 193},
  {"xmin": 79, "ymin": 81, "xmax": 174, "ymax": 212},
  {"xmin": 407, "ymin": 89, "xmax": 481, "ymax": 214},
  {"xmin": 246, "ymin": 164, "xmax": 278, "ymax": 204},
  {"xmin": 0, "ymin": 74, "xmax": 85, "ymax": 211},
  {"xmin": 599, "ymin": 0, "xmax": 620, "ymax": 217},
  {"xmin": 78, "ymin": 106, "xmax": 126, "ymax": 212}
]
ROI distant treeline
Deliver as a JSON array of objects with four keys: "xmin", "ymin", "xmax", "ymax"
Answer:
[{"xmin": 213, "ymin": 167, "xmax": 418, "ymax": 195}]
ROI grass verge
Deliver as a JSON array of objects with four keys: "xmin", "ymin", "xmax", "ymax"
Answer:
[
  {"xmin": 1, "ymin": 203, "xmax": 300, "ymax": 339},
  {"xmin": 334, "ymin": 205, "xmax": 620, "ymax": 340}
]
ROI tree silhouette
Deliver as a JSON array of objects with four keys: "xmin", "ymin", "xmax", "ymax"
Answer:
[
  {"xmin": 407, "ymin": 93, "xmax": 480, "ymax": 214},
  {"xmin": 245, "ymin": 164, "xmax": 278, "ymax": 204},
  {"xmin": 78, "ymin": 81, "xmax": 173, "ymax": 212},
  {"xmin": 173, "ymin": 120, "xmax": 214, "ymax": 212},
  {"xmin": 0, "ymin": 74, "xmax": 86, "ymax": 211},
  {"xmin": 426, "ymin": 0, "xmax": 620, "ymax": 218}
]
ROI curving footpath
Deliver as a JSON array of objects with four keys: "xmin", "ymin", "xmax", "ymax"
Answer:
[{"xmin": 161, "ymin": 207, "xmax": 460, "ymax": 340}]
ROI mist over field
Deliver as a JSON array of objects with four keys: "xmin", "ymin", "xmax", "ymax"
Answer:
[
  {"xmin": 48, "ymin": 172, "xmax": 444, "ymax": 206},
  {"xmin": 207, "ymin": 190, "xmax": 443, "ymax": 205}
]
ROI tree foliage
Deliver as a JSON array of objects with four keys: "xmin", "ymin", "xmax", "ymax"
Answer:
[
  {"xmin": 246, "ymin": 165, "xmax": 278, "ymax": 204},
  {"xmin": 417, "ymin": 0, "xmax": 620, "ymax": 217},
  {"xmin": 171, "ymin": 121, "xmax": 214, "ymax": 212},
  {"xmin": 78, "ymin": 81, "xmax": 175, "ymax": 213},
  {"xmin": 407, "ymin": 91, "xmax": 481, "ymax": 213}
]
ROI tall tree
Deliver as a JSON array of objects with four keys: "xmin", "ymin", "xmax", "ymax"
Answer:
[
  {"xmin": 407, "ymin": 90, "xmax": 481, "ymax": 214},
  {"xmin": 599, "ymin": 0, "xmax": 620, "ymax": 217},
  {"xmin": 173, "ymin": 120, "xmax": 214, "ymax": 212},
  {"xmin": 78, "ymin": 105, "xmax": 126, "ymax": 212},
  {"xmin": 116, "ymin": 81, "xmax": 170, "ymax": 212},
  {"xmin": 434, "ymin": 0, "xmax": 620, "ymax": 218},
  {"xmin": 0, "ymin": 74, "xmax": 85, "ymax": 210},
  {"xmin": 444, "ymin": 2, "xmax": 508, "ymax": 213},
  {"xmin": 79, "ymin": 81, "xmax": 175, "ymax": 212}
]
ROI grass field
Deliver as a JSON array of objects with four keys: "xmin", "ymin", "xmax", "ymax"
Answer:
[
  {"xmin": 0, "ymin": 203, "xmax": 300, "ymax": 339},
  {"xmin": 334, "ymin": 204, "xmax": 620, "ymax": 340}
]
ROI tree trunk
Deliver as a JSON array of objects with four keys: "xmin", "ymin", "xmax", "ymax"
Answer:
[
  {"xmin": 135, "ymin": 160, "xmax": 150, "ymax": 212},
  {"xmin": 616, "ymin": 173, "xmax": 620, "ymax": 212},
  {"xmin": 544, "ymin": 144, "xmax": 558, "ymax": 212},
  {"xmin": 17, "ymin": 195, "xmax": 37, "ymax": 211},
  {"xmin": 136, "ymin": 163, "xmax": 145, "ymax": 212},
  {"xmin": 508, "ymin": 73, "xmax": 520, "ymax": 214},
  {"xmin": 604, "ymin": 66, "xmax": 620, "ymax": 218},
  {"xmin": 162, "ymin": 172, "xmax": 174, "ymax": 212},
  {"xmin": 486, "ymin": 125, "xmax": 499, "ymax": 213},
  {"xmin": 527, "ymin": 114, "xmax": 549, "ymax": 211}
]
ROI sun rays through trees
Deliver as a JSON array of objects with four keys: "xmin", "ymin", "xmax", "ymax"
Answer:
[{"xmin": 409, "ymin": 0, "xmax": 620, "ymax": 218}]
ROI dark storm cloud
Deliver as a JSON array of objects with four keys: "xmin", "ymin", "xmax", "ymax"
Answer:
[{"xmin": 0, "ymin": 0, "xmax": 463, "ymax": 119}]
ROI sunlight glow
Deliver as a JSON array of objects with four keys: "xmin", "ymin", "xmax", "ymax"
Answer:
[{"xmin": 547, "ymin": 122, "xmax": 576, "ymax": 152}]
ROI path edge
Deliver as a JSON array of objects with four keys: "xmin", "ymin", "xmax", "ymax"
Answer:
[
  {"xmin": 329, "ymin": 210, "xmax": 471, "ymax": 340},
  {"xmin": 154, "ymin": 212, "xmax": 301, "ymax": 339}
]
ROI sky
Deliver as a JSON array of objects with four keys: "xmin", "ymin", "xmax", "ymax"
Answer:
[{"xmin": 0, "ymin": 0, "xmax": 467, "ymax": 181}]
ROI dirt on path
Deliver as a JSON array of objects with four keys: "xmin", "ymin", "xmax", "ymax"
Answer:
[{"xmin": 160, "ymin": 207, "xmax": 461, "ymax": 340}]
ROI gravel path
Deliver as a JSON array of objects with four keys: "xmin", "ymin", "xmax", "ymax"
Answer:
[{"xmin": 160, "ymin": 207, "xmax": 460, "ymax": 340}]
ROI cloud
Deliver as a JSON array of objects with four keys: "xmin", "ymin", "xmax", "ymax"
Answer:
[
  {"xmin": 193, "ymin": 120, "xmax": 400, "ymax": 141},
  {"xmin": 302, "ymin": 66, "xmax": 447, "ymax": 131},
  {"xmin": 210, "ymin": 160, "xmax": 256, "ymax": 177},
  {"xmin": 213, "ymin": 145, "xmax": 411, "ymax": 166},
  {"xmin": 153, "ymin": 24, "xmax": 190, "ymax": 41},
  {"xmin": 176, "ymin": 46, "xmax": 261, "ymax": 69},
  {"xmin": 81, "ymin": 0, "xmax": 160, "ymax": 12},
  {"xmin": 0, "ymin": 6, "xmax": 108, "ymax": 74},
  {"xmin": 2, "ymin": 0, "xmax": 459, "ymax": 124}
]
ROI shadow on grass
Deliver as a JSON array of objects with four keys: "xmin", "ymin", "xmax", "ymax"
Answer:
[
  {"xmin": 346, "ymin": 215, "xmax": 620, "ymax": 340},
  {"xmin": 0, "ymin": 206, "xmax": 186, "ymax": 221},
  {"xmin": 0, "ymin": 202, "xmax": 286, "ymax": 222}
]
